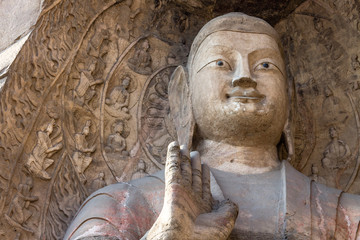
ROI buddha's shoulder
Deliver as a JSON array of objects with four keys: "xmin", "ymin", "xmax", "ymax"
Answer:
[
  {"xmin": 283, "ymin": 161, "xmax": 360, "ymax": 239},
  {"xmin": 64, "ymin": 171, "xmax": 165, "ymax": 240},
  {"xmin": 97, "ymin": 170, "xmax": 166, "ymax": 200},
  {"xmin": 83, "ymin": 170, "xmax": 165, "ymax": 209}
]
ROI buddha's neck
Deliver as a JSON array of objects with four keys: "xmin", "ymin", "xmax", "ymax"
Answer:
[{"xmin": 196, "ymin": 139, "xmax": 281, "ymax": 175}]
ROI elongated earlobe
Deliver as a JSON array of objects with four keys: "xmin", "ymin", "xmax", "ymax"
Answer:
[
  {"xmin": 168, "ymin": 66, "xmax": 195, "ymax": 149},
  {"xmin": 283, "ymin": 118, "xmax": 294, "ymax": 163}
]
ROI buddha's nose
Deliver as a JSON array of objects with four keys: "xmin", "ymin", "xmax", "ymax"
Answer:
[
  {"xmin": 232, "ymin": 59, "xmax": 256, "ymax": 88},
  {"xmin": 232, "ymin": 76, "xmax": 257, "ymax": 88}
]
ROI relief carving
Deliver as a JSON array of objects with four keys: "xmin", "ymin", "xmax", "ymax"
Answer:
[
  {"xmin": 351, "ymin": 54, "xmax": 360, "ymax": 71},
  {"xmin": 25, "ymin": 119, "xmax": 63, "ymax": 180},
  {"xmin": 140, "ymin": 69, "xmax": 176, "ymax": 166},
  {"xmin": 127, "ymin": 39, "xmax": 152, "ymax": 75},
  {"xmin": 72, "ymin": 120, "xmax": 96, "ymax": 178},
  {"xmin": 43, "ymin": 157, "xmax": 87, "ymax": 239},
  {"xmin": 275, "ymin": 0, "xmax": 360, "ymax": 192},
  {"xmin": 0, "ymin": 1, "xmax": 131, "ymax": 238},
  {"xmin": 114, "ymin": 0, "xmax": 140, "ymax": 41},
  {"xmin": 321, "ymin": 126, "xmax": 352, "ymax": 188},
  {"xmin": 3, "ymin": 0, "xmax": 360, "ymax": 238},
  {"xmin": 5, "ymin": 177, "xmax": 38, "ymax": 234},
  {"xmin": 313, "ymin": 17, "xmax": 344, "ymax": 62},
  {"xmin": 310, "ymin": 164, "xmax": 326, "ymax": 183},
  {"xmin": 90, "ymin": 172, "xmax": 107, "ymax": 193},
  {"xmin": 105, "ymin": 76, "xmax": 132, "ymax": 119},
  {"xmin": 321, "ymin": 86, "xmax": 342, "ymax": 126},
  {"xmin": 65, "ymin": 12, "xmax": 360, "ymax": 239},
  {"xmin": 131, "ymin": 159, "xmax": 148, "ymax": 180},
  {"xmin": 74, "ymin": 60, "xmax": 104, "ymax": 107},
  {"xmin": 87, "ymin": 23, "xmax": 111, "ymax": 60},
  {"xmin": 105, "ymin": 120, "xmax": 129, "ymax": 156}
]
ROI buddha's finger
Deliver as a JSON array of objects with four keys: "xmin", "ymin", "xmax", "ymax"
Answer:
[
  {"xmin": 191, "ymin": 151, "xmax": 202, "ymax": 196},
  {"xmin": 180, "ymin": 145, "xmax": 192, "ymax": 188},
  {"xmin": 194, "ymin": 200, "xmax": 238, "ymax": 240},
  {"xmin": 165, "ymin": 141, "xmax": 181, "ymax": 186},
  {"xmin": 202, "ymin": 164, "xmax": 212, "ymax": 210}
]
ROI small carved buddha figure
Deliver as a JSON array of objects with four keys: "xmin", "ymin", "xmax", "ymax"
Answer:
[
  {"xmin": 351, "ymin": 54, "xmax": 360, "ymax": 71},
  {"xmin": 65, "ymin": 13, "xmax": 360, "ymax": 240},
  {"xmin": 5, "ymin": 177, "xmax": 38, "ymax": 231},
  {"xmin": 90, "ymin": 172, "xmax": 106, "ymax": 193},
  {"xmin": 105, "ymin": 121, "xmax": 128, "ymax": 156},
  {"xmin": 127, "ymin": 39, "xmax": 152, "ymax": 75},
  {"xmin": 25, "ymin": 119, "xmax": 63, "ymax": 180},
  {"xmin": 72, "ymin": 120, "xmax": 96, "ymax": 176},
  {"xmin": 105, "ymin": 77, "xmax": 131, "ymax": 113},
  {"xmin": 74, "ymin": 60, "xmax": 104, "ymax": 107},
  {"xmin": 322, "ymin": 126, "xmax": 351, "ymax": 188},
  {"xmin": 131, "ymin": 159, "xmax": 149, "ymax": 180}
]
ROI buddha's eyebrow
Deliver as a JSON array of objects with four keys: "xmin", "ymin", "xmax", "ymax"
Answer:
[
  {"xmin": 194, "ymin": 45, "xmax": 235, "ymax": 73},
  {"xmin": 249, "ymin": 48, "xmax": 285, "ymax": 76},
  {"xmin": 196, "ymin": 45, "xmax": 234, "ymax": 65}
]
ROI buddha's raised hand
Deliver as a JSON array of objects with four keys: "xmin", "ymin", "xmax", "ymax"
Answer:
[{"xmin": 146, "ymin": 141, "xmax": 238, "ymax": 240}]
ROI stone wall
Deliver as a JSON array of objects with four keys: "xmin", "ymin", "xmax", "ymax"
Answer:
[
  {"xmin": 276, "ymin": 0, "xmax": 360, "ymax": 193},
  {"xmin": 0, "ymin": 0, "xmax": 43, "ymax": 88}
]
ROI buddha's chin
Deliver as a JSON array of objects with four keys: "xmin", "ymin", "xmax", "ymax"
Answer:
[{"xmin": 194, "ymin": 100, "xmax": 284, "ymax": 144}]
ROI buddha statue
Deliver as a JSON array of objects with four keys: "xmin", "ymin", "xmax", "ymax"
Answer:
[{"xmin": 64, "ymin": 13, "xmax": 360, "ymax": 240}]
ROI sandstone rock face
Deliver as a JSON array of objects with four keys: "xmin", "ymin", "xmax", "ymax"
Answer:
[
  {"xmin": 0, "ymin": 0, "xmax": 43, "ymax": 52},
  {"xmin": 275, "ymin": 0, "xmax": 360, "ymax": 193},
  {"xmin": 0, "ymin": 0, "xmax": 359, "ymax": 239},
  {"xmin": 0, "ymin": 0, "xmax": 43, "ymax": 88}
]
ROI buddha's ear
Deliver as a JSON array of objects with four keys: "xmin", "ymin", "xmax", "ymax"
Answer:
[
  {"xmin": 283, "ymin": 115, "xmax": 294, "ymax": 163},
  {"xmin": 284, "ymin": 76, "xmax": 296, "ymax": 164},
  {"xmin": 168, "ymin": 65, "xmax": 195, "ymax": 149}
]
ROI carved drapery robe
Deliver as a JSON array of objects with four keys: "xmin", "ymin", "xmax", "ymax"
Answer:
[{"xmin": 64, "ymin": 161, "xmax": 360, "ymax": 239}]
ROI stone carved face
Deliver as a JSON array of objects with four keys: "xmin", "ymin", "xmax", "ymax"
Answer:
[
  {"xmin": 83, "ymin": 126, "xmax": 90, "ymax": 136},
  {"xmin": 329, "ymin": 127, "xmax": 338, "ymax": 139},
  {"xmin": 122, "ymin": 77, "xmax": 130, "ymax": 88},
  {"xmin": 46, "ymin": 121, "xmax": 54, "ymax": 134},
  {"xmin": 190, "ymin": 31, "xmax": 288, "ymax": 146},
  {"xmin": 114, "ymin": 122, "xmax": 124, "ymax": 133}
]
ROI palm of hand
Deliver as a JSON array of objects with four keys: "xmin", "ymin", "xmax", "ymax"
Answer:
[{"xmin": 146, "ymin": 142, "xmax": 238, "ymax": 240}]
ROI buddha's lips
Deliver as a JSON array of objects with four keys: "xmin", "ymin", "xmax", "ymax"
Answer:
[{"xmin": 226, "ymin": 88, "xmax": 265, "ymax": 102}]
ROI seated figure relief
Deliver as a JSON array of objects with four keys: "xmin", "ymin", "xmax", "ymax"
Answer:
[
  {"xmin": 74, "ymin": 60, "xmax": 104, "ymax": 107},
  {"xmin": 105, "ymin": 120, "xmax": 129, "ymax": 156},
  {"xmin": 25, "ymin": 119, "xmax": 63, "ymax": 180},
  {"xmin": 322, "ymin": 126, "xmax": 352, "ymax": 189},
  {"xmin": 105, "ymin": 76, "xmax": 132, "ymax": 120},
  {"xmin": 131, "ymin": 159, "xmax": 149, "ymax": 180},
  {"xmin": 90, "ymin": 172, "xmax": 106, "ymax": 193},
  {"xmin": 5, "ymin": 177, "xmax": 38, "ymax": 234},
  {"xmin": 127, "ymin": 39, "xmax": 152, "ymax": 75},
  {"xmin": 64, "ymin": 13, "xmax": 360, "ymax": 239},
  {"xmin": 72, "ymin": 120, "xmax": 96, "ymax": 178}
]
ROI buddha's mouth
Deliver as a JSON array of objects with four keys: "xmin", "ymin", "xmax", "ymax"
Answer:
[{"xmin": 226, "ymin": 88, "xmax": 265, "ymax": 103}]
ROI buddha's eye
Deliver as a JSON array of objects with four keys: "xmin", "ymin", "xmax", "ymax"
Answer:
[
  {"xmin": 213, "ymin": 59, "xmax": 231, "ymax": 70},
  {"xmin": 197, "ymin": 59, "xmax": 232, "ymax": 73},
  {"xmin": 262, "ymin": 62, "xmax": 269, "ymax": 68},
  {"xmin": 254, "ymin": 61, "xmax": 277, "ymax": 71},
  {"xmin": 216, "ymin": 60, "xmax": 224, "ymax": 66}
]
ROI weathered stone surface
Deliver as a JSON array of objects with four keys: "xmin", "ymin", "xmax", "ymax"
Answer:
[
  {"xmin": 0, "ymin": 0, "xmax": 43, "ymax": 88},
  {"xmin": 212, "ymin": 0, "xmax": 306, "ymax": 25},
  {"xmin": 0, "ymin": 0, "xmax": 359, "ymax": 239},
  {"xmin": 275, "ymin": 0, "xmax": 360, "ymax": 193},
  {"xmin": 66, "ymin": 11, "xmax": 360, "ymax": 240},
  {"xmin": 0, "ymin": 0, "xmax": 42, "ymax": 52}
]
